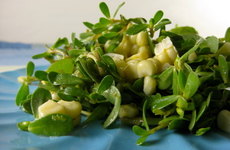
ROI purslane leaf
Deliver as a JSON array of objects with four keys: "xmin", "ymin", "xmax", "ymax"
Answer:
[
  {"xmin": 126, "ymin": 24, "xmax": 148, "ymax": 35},
  {"xmin": 99, "ymin": 2, "xmax": 110, "ymax": 19}
]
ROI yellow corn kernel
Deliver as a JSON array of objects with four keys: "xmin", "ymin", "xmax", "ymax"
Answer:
[
  {"xmin": 188, "ymin": 52, "xmax": 197, "ymax": 62},
  {"xmin": 126, "ymin": 45, "xmax": 151, "ymax": 61},
  {"xmin": 51, "ymin": 91, "xmax": 61, "ymax": 100},
  {"xmin": 143, "ymin": 76, "xmax": 157, "ymax": 95},
  {"xmin": 104, "ymin": 40, "xmax": 111, "ymax": 51},
  {"xmin": 114, "ymin": 44, "xmax": 127, "ymax": 58},
  {"xmin": 38, "ymin": 100, "xmax": 67, "ymax": 118},
  {"xmin": 166, "ymin": 47, "xmax": 178, "ymax": 63},
  {"xmin": 73, "ymin": 114, "xmax": 81, "ymax": 126},
  {"xmin": 126, "ymin": 22, "xmax": 133, "ymax": 29},
  {"xmin": 137, "ymin": 45, "xmax": 152, "ymax": 59},
  {"xmin": 130, "ymin": 44, "xmax": 139, "ymax": 56},
  {"xmin": 217, "ymin": 110, "xmax": 230, "ymax": 133},
  {"xmin": 147, "ymin": 57, "xmax": 161, "ymax": 73},
  {"xmin": 119, "ymin": 103, "xmax": 139, "ymax": 118},
  {"xmin": 129, "ymin": 34, "xmax": 137, "ymax": 45},
  {"xmin": 154, "ymin": 51, "xmax": 171, "ymax": 65},
  {"xmin": 105, "ymin": 53, "xmax": 127, "ymax": 77},
  {"xmin": 57, "ymin": 100, "xmax": 82, "ymax": 119},
  {"xmin": 122, "ymin": 40, "xmax": 132, "ymax": 57},
  {"xmin": 136, "ymin": 31, "xmax": 148, "ymax": 46},
  {"xmin": 137, "ymin": 60, "xmax": 158, "ymax": 78},
  {"xmin": 154, "ymin": 36, "xmax": 178, "ymax": 66},
  {"xmin": 124, "ymin": 59, "xmax": 141, "ymax": 80}
]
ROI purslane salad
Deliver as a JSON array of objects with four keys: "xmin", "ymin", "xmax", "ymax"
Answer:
[{"xmin": 15, "ymin": 2, "xmax": 230, "ymax": 145}]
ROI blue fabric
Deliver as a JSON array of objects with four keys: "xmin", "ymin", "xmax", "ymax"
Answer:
[{"xmin": 0, "ymin": 41, "xmax": 50, "ymax": 66}]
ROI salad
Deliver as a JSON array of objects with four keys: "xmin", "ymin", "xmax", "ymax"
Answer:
[{"xmin": 15, "ymin": 2, "xmax": 230, "ymax": 145}]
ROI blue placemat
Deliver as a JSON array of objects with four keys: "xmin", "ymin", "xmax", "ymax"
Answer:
[{"xmin": 0, "ymin": 41, "xmax": 50, "ymax": 66}]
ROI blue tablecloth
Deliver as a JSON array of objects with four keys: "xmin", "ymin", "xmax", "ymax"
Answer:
[{"xmin": 0, "ymin": 41, "xmax": 49, "ymax": 67}]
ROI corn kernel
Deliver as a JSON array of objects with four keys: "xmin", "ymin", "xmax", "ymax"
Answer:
[
  {"xmin": 104, "ymin": 40, "xmax": 111, "ymax": 51},
  {"xmin": 124, "ymin": 59, "xmax": 141, "ymax": 80},
  {"xmin": 136, "ymin": 31, "xmax": 148, "ymax": 46},
  {"xmin": 57, "ymin": 100, "xmax": 82, "ymax": 119},
  {"xmin": 188, "ymin": 52, "xmax": 197, "ymax": 62},
  {"xmin": 129, "ymin": 34, "xmax": 137, "ymax": 45},
  {"xmin": 122, "ymin": 40, "xmax": 132, "ymax": 56},
  {"xmin": 73, "ymin": 114, "xmax": 81, "ymax": 126},
  {"xmin": 38, "ymin": 100, "xmax": 67, "ymax": 118},
  {"xmin": 154, "ymin": 52, "xmax": 171, "ymax": 65},
  {"xmin": 217, "ymin": 110, "xmax": 230, "ymax": 133},
  {"xmin": 114, "ymin": 44, "xmax": 128, "ymax": 58},
  {"xmin": 166, "ymin": 47, "xmax": 178, "ymax": 63},
  {"xmin": 147, "ymin": 58, "xmax": 161, "ymax": 73},
  {"xmin": 130, "ymin": 44, "xmax": 139, "ymax": 56},
  {"xmin": 119, "ymin": 103, "xmax": 139, "ymax": 118},
  {"xmin": 137, "ymin": 60, "xmax": 158, "ymax": 78},
  {"xmin": 143, "ymin": 76, "xmax": 157, "ymax": 95}
]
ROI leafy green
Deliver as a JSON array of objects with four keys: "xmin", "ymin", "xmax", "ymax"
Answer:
[{"xmin": 14, "ymin": 1, "xmax": 230, "ymax": 146}]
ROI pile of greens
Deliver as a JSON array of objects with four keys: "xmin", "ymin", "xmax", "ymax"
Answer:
[{"xmin": 15, "ymin": 2, "xmax": 230, "ymax": 145}]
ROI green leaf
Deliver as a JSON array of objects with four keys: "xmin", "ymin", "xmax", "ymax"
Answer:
[
  {"xmin": 183, "ymin": 71, "xmax": 200, "ymax": 99},
  {"xmin": 154, "ymin": 18, "xmax": 171, "ymax": 31},
  {"xmin": 103, "ymin": 32, "xmax": 118, "ymax": 38},
  {"xmin": 64, "ymin": 86, "xmax": 89, "ymax": 99},
  {"xmin": 170, "ymin": 26, "xmax": 198, "ymax": 35},
  {"xmin": 136, "ymin": 135, "xmax": 149, "ymax": 145},
  {"xmin": 78, "ymin": 57, "xmax": 100, "ymax": 83},
  {"xmin": 179, "ymin": 38, "xmax": 203, "ymax": 62},
  {"xmin": 92, "ymin": 26, "xmax": 108, "ymax": 35},
  {"xmin": 147, "ymin": 32, "xmax": 155, "ymax": 54},
  {"xmin": 189, "ymin": 109, "xmax": 196, "ymax": 131},
  {"xmin": 113, "ymin": 2, "xmax": 125, "ymax": 18},
  {"xmin": 57, "ymin": 90, "xmax": 75, "ymax": 101},
  {"xmin": 26, "ymin": 61, "xmax": 35, "ymax": 76},
  {"xmin": 17, "ymin": 121, "xmax": 31, "ymax": 131},
  {"xmin": 206, "ymin": 36, "xmax": 219, "ymax": 53},
  {"xmin": 97, "ymin": 75, "xmax": 114, "ymax": 94},
  {"xmin": 68, "ymin": 49, "xmax": 86, "ymax": 57},
  {"xmin": 126, "ymin": 24, "xmax": 148, "ymax": 35},
  {"xmin": 196, "ymin": 101, "xmax": 207, "ymax": 122},
  {"xmin": 177, "ymin": 69, "xmax": 186, "ymax": 92},
  {"xmin": 83, "ymin": 104, "xmax": 108, "ymax": 124},
  {"xmin": 101, "ymin": 55, "xmax": 117, "ymax": 72},
  {"xmin": 52, "ymin": 37, "xmax": 69, "ymax": 49},
  {"xmin": 28, "ymin": 113, "xmax": 73, "ymax": 136},
  {"xmin": 71, "ymin": 33, "xmax": 83, "ymax": 48},
  {"xmin": 102, "ymin": 85, "xmax": 121, "ymax": 128},
  {"xmin": 47, "ymin": 72, "xmax": 85, "ymax": 87},
  {"xmin": 152, "ymin": 10, "xmax": 164, "ymax": 25},
  {"xmin": 225, "ymin": 27, "xmax": 230, "ymax": 42},
  {"xmin": 157, "ymin": 66, "xmax": 174, "ymax": 90},
  {"xmin": 151, "ymin": 95, "xmax": 180, "ymax": 110},
  {"xmin": 195, "ymin": 127, "xmax": 211, "ymax": 136},
  {"xmin": 80, "ymin": 32, "xmax": 94, "ymax": 39},
  {"xmin": 132, "ymin": 125, "xmax": 149, "ymax": 136},
  {"xmin": 99, "ymin": 17, "xmax": 111, "ymax": 25},
  {"xmin": 218, "ymin": 54, "xmax": 229, "ymax": 83},
  {"xmin": 34, "ymin": 70, "xmax": 48, "ymax": 81},
  {"xmin": 132, "ymin": 78, "xmax": 144, "ymax": 92},
  {"xmin": 172, "ymin": 69, "xmax": 180, "ymax": 95},
  {"xmin": 20, "ymin": 98, "xmax": 33, "ymax": 114},
  {"xmin": 15, "ymin": 83, "xmax": 29, "ymax": 106},
  {"xmin": 47, "ymin": 58, "xmax": 74, "ymax": 74},
  {"xmin": 168, "ymin": 119, "xmax": 189, "ymax": 130},
  {"xmin": 99, "ymin": 2, "xmax": 110, "ymax": 18},
  {"xmin": 31, "ymin": 88, "xmax": 51, "ymax": 119},
  {"xmin": 32, "ymin": 51, "xmax": 50, "ymax": 59},
  {"xmin": 83, "ymin": 22, "xmax": 94, "ymax": 29}
]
